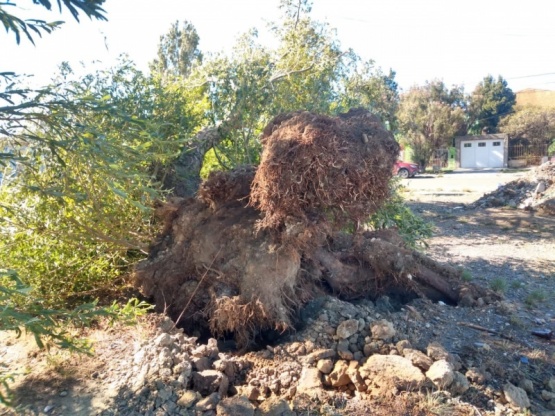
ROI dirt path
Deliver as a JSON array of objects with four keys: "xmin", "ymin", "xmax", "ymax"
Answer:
[{"xmin": 2, "ymin": 169, "xmax": 554, "ymax": 416}]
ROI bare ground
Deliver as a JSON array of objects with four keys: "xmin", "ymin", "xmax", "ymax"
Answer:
[{"xmin": 1, "ymin": 169, "xmax": 554, "ymax": 416}]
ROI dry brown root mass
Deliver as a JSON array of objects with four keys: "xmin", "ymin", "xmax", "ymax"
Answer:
[{"xmin": 135, "ymin": 110, "xmax": 498, "ymax": 348}]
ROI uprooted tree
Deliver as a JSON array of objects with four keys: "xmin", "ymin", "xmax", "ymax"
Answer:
[{"xmin": 135, "ymin": 109, "xmax": 496, "ymax": 348}]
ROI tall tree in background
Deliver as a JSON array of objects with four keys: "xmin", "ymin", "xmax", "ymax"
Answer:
[
  {"xmin": 343, "ymin": 63, "xmax": 399, "ymax": 131},
  {"xmin": 398, "ymin": 80, "xmax": 465, "ymax": 169},
  {"xmin": 468, "ymin": 75, "xmax": 516, "ymax": 134},
  {"xmin": 149, "ymin": 20, "xmax": 203, "ymax": 78},
  {"xmin": 499, "ymin": 106, "xmax": 555, "ymax": 146}
]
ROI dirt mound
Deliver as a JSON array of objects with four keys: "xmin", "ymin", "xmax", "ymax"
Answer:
[
  {"xmin": 135, "ymin": 110, "xmax": 495, "ymax": 348},
  {"xmin": 473, "ymin": 161, "xmax": 555, "ymax": 215}
]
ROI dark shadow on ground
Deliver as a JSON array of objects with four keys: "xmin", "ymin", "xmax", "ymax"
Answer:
[{"xmin": 8, "ymin": 376, "xmax": 103, "ymax": 416}]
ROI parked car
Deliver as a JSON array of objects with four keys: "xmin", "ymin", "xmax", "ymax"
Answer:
[{"xmin": 393, "ymin": 161, "xmax": 420, "ymax": 178}]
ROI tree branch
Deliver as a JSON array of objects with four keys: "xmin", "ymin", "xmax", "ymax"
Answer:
[{"xmin": 270, "ymin": 64, "xmax": 315, "ymax": 83}]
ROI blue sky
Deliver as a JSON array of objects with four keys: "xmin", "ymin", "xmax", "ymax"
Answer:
[{"xmin": 5, "ymin": 0, "xmax": 555, "ymax": 93}]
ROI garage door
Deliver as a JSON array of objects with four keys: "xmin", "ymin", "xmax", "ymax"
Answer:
[{"xmin": 460, "ymin": 140, "xmax": 504, "ymax": 168}]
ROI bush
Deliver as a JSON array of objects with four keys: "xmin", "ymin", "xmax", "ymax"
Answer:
[{"xmin": 367, "ymin": 179, "xmax": 433, "ymax": 249}]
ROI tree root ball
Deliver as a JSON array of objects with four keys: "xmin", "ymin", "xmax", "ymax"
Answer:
[
  {"xmin": 250, "ymin": 109, "xmax": 400, "ymax": 230},
  {"xmin": 135, "ymin": 109, "xmax": 498, "ymax": 349}
]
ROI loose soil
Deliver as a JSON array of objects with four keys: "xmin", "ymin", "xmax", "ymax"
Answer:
[{"xmin": 1, "ymin": 169, "xmax": 554, "ymax": 416}]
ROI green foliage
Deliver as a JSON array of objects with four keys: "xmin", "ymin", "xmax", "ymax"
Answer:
[
  {"xmin": 398, "ymin": 80, "xmax": 465, "ymax": 170},
  {"xmin": 499, "ymin": 105, "xmax": 555, "ymax": 146},
  {"xmin": 342, "ymin": 63, "xmax": 399, "ymax": 130},
  {"xmin": 0, "ymin": 60, "xmax": 206, "ymax": 306},
  {"xmin": 0, "ymin": 371, "xmax": 14, "ymax": 406},
  {"xmin": 0, "ymin": 0, "xmax": 106, "ymax": 45},
  {"xmin": 159, "ymin": 1, "xmax": 399, "ymax": 179},
  {"xmin": 461, "ymin": 270, "xmax": 473, "ymax": 282},
  {"xmin": 524, "ymin": 290, "xmax": 547, "ymax": 308},
  {"xmin": 469, "ymin": 75, "xmax": 515, "ymax": 134},
  {"xmin": 149, "ymin": 20, "xmax": 203, "ymax": 78},
  {"xmin": 106, "ymin": 298, "xmax": 153, "ymax": 323},
  {"xmin": 366, "ymin": 180, "xmax": 433, "ymax": 249},
  {"xmin": 1, "ymin": 270, "xmax": 105, "ymax": 351},
  {"xmin": 489, "ymin": 277, "xmax": 508, "ymax": 294}
]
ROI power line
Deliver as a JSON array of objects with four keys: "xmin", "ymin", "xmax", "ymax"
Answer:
[{"xmin": 508, "ymin": 72, "xmax": 555, "ymax": 80}]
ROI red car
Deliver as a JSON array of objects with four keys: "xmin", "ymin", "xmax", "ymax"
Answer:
[{"xmin": 393, "ymin": 161, "xmax": 420, "ymax": 178}]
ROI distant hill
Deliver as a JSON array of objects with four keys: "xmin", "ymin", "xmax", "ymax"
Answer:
[{"xmin": 516, "ymin": 89, "xmax": 555, "ymax": 108}]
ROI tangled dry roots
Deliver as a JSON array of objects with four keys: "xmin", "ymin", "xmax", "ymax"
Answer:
[
  {"xmin": 250, "ymin": 108, "xmax": 400, "ymax": 230},
  {"xmin": 208, "ymin": 296, "xmax": 290, "ymax": 349},
  {"xmin": 197, "ymin": 165, "xmax": 256, "ymax": 210}
]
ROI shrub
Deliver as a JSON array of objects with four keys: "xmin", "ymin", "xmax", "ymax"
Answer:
[{"xmin": 367, "ymin": 179, "xmax": 433, "ymax": 249}]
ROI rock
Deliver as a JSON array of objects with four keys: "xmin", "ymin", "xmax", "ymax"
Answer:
[
  {"xmin": 157, "ymin": 386, "xmax": 173, "ymax": 401},
  {"xmin": 402, "ymin": 348, "xmax": 433, "ymax": 371},
  {"xmin": 426, "ymin": 342, "xmax": 461, "ymax": 370},
  {"xmin": 426, "ymin": 360, "xmax": 454, "ymax": 389},
  {"xmin": 370, "ymin": 319, "xmax": 396, "ymax": 341},
  {"xmin": 346, "ymin": 360, "xmax": 365, "ymax": 392},
  {"xmin": 193, "ymin": 357, "xmax": 212, "ymax": 371},
  {"xmin": 426, "ymin": 342, "xmax": 449, "ymax": 361},
  {"xmin": 158, "ymin": 317, "xmax": 174, "ymax": 332},
  {"xmin": 158, "ymin": 347, "xmax": 173, "ymax": 368},
  {"xmin": 217, "ymin": 395, "xmax": 255, "ymax": 416},
  {"xmin": 518, "ymin": 378, "xmax": 534, "ymax": 394},
  {"xmin": 535, "ymin": 181, "xmax": 547, "ymax": 195},
  {"xmin": 337, "ymin": 340, "xmax": 354, "ymax": 360},
  {"xmin": 449, "ymin": 372, "xmax": 470, "ymax": 395},
  {"xmin": 192, "ymin": 370, "xmax": 228, "ymax": 396},
  {"xmin": 154, "ymin": 333, "xmax": 173, "ymax": 348},
  {"xmin": 245, "ymin": 386, "xmax": 264, "ymax": 401},
  {"xmin": 336, "ymin": 319, "xmax": 359, "ymax": 339},
  {"xmin": 297, "ymin": 367, "xmax": 322, "ymax": 394},
  {"xmin": 466, "ymin": 367, "xmax": 488, "ymax": 384},
  {"xmin": 317, "ymin": 359, "xmax": 334, "ymax": 374},
  {"xmin": 195, "ymin": 392, "xmax": 220, "ymax": 411},
  {"xmin": 396, "ymin": 340, "xmax": 412, "ymax": 355},
  {"xmin": 305, "ymin": 349, "xmax": 336, "ymax": 364},
  {"xmin": 177, "ymin": 390, "xmax": 199, "ymax": 408},
  {"xmin": 359, "ymin": 354, "xmax": 426, "ymax": 390},
  {"xmin": 213, "ymin": 359, "xmax": 236, "ymax": 382},
  {"xmin": 503, "ymin": 382, "xmax": 530, "ymax": 409},
  {"xmin": 255, "ymin": 397, "xmax": 295, "ymax": 416},
  {"xmin": 363, "ymin": 342, "xmax": 379, "ymax": 357},
  {"xmin": 279, "ymin": 372, "xmax": 292, "ymax": 388},
  {"xmin": 547, "ymin": 377, "xmax": 555, "ymax": 393},
  {"xmin": 543, "ymin": 390, "xmax": 555, "ymax": 401},
  {"xmin": 327, "ymin": 360, "xmax": 351, "ymax": 387}
]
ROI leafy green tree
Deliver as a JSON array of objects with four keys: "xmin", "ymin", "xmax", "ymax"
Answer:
[
  {"xmin": 468, "ymin": 75, "xmax": 516, "ymax": 134},
  {"xmin": 1, "ymin": 58, "xmax": 205, "ymax": 305},
  {"xmin": 161, "ymin": 0, "xmax": 397, "ymax": 195},
  {"xmin": 499, "ymin": 105, "xmax": 555, "ymax": 147},
  {"xmin": 398, "ymin": 80, "xmax": 465, "ymax": 169},
  {"xmin": 149, "ymin": 20, "xmax": 203, "ymax": 78},
  {"xmin": 342, "ymin": 63, "xmax": 399, "ymax": 131},
  {"xmin": 0, "ymin": 0, "xmax": 106, "ymax": 44}
]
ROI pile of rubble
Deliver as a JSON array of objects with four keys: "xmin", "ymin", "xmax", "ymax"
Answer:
[
  {"xmin": 98, "ymin": 296, "xmax": 555, "ymax": 415},
  {"xmin": 473, "ymin": 161, "xmax": 555, "ymax": 215}
]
